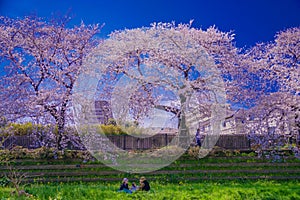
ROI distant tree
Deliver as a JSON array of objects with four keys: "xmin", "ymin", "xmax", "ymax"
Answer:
[
  {"xmin": 244, "ymin": 27, "xmax": 300, "ymax": 158},
  {"xmin": 82, "ymin": 22, "xmax": 241, "ymax": 150},
  {"xmin": 0, "ymin": 15, "xmax": 101, "ymax": 149}
]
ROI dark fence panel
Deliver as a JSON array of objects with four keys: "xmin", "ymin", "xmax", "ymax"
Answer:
[
  {"xmin": 106, "ymin": 134, "xmax": 175, "ymax": 150},
  {"xmin": 216, "ymin": 134, "xmax": 250, "ymax": 150},
  {"xmin": 1, "ymin": 136, "xmax": 38, "ymax": 149},
  {"xmin": 1, "ymin": 134, "xmax": 251, "ymax": 150}
]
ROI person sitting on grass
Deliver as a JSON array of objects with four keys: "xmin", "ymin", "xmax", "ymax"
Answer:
[
  {"xmin": 118, "ymin": 178, "xmax": 132, "ymax": 193},
  {"xmin": 131, "ymin": 182, "xmax": 138, "ymax": 192},
  {"xmin": 138, "ymin": 176, "xmax": 150, "ymax": 191}
]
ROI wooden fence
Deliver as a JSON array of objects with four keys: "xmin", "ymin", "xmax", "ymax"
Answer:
[{"xmin": 0, "ymin": 134, "xmax": 251, "ymax": 150}]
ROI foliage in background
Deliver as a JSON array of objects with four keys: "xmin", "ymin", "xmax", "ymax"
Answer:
[
  {"xmin": 0, "ymin": 14, "xmax": 298, "ymax": 159},
  {"xmin": 244, "ymin": 27, "xmax": 300, "ymax": 160},
  {"xmin": 0, "ymin": 15, "xmax": 101, "ymax": 150}
]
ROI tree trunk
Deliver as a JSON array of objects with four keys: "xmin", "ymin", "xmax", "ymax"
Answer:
[
  {"xmin": 56, "ymin": 97, "xmax": 69, "ymax": 150},
  {"xmin": 56, "ymin": 116, "xmax": 65, "ymax": 150},
  {"xmin": 178, "ymin": 94, "xmax": 190, "ymax": 148}
]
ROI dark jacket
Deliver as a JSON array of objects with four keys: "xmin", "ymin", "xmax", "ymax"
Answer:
[
  {"xmin": 119, "ymin": 183, "xmax": 129, "ymax": 190},
  {"xmin": 140, "ymin": 180, "xmax": 150, "ymax": 191}
]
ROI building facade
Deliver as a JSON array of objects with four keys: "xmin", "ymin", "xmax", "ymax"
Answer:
[
  {"xmin": 198, "ymin": 109, "xmax": 246, "ymax": 135},
  {"xmin": 94, "ymin": 100, "xmax": 113, "ymax": 124}
]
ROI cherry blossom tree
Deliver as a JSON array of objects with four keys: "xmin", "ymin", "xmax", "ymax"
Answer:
[
  {"xmin": 0, "ymin": 16, "xmax": 101, "ymax": 149},
  {"xmin": 90, "ymin": 22, "xmax": 240, "ymax": 124},
  {"xmin": 73, "ymin": 22, "xmax": 246, "ymax": 171},
  {"xmin": 244, "ymin": 27, "xmax": 300, "ymax": 159}
]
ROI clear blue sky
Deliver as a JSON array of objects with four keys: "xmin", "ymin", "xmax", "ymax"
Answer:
[{"xmin": 0, "ymin": 0, "xmax": 299, "ymax": 47}]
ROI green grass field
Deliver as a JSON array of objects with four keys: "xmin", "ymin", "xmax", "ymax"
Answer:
[
  {"xmin": 1, "ymin": 180, "xmax": 300, "ymax": 200},
  {"xmin": 1, "ymin": 151, "xmax": 300, "ymax": 199}
]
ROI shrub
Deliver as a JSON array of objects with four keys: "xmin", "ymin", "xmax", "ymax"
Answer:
[
  {"xmin": 188, "ymin": 146, "xmax": 201, "ymax": 159},
  {"xmin": 0, "ymin": 176, "xmax": 9, "ymax": 187},
  {"xmin": 99, "ymin": 124, "xmax": 126, "ymax": 135}
]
